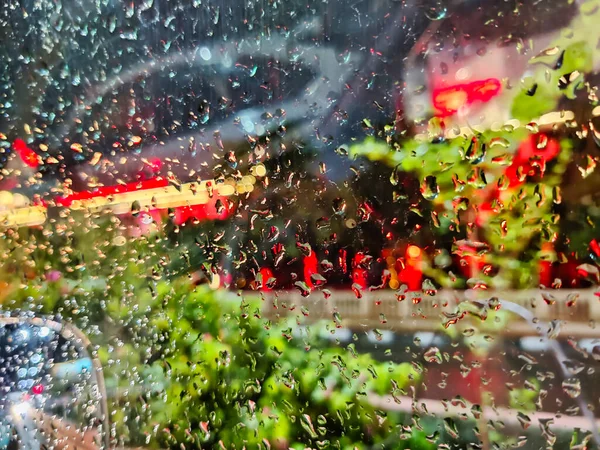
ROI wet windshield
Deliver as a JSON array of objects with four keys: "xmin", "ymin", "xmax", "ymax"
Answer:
[{"xmin": 3, "ymin": 0, "xmax": 600, "ymax": 449}]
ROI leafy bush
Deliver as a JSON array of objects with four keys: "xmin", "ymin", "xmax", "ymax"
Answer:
[{"xmin": 0, "ymin": 215, "xmax": 426, "ymax": 450}]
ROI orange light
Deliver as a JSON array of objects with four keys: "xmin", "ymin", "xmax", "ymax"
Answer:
[{"xmin": 407, "ymin": 245, "xmax": 422, "ymax": 259}]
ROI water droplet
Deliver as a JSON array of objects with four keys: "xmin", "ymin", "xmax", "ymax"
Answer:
[
  {"xmin": 333, "ymin": 311, "xmax": 342, "ymax": 327},
  {"xmin": 125, "ymin": 1, "xmax": 135, "ymax": 18},
  {"xmin": 420, "ymin": 176, "xmax": 439, "ymax": 200},
  {"xmin": 351, "ymin": 283, "xmax": 363, "ymax": 299},
  {"xmin": 390, "ymin": 165, "xmax": 401, "ymax": 186},
  {"xmin": 335, "ymin": 146, "xmax": 349, "ymax": 156},
  {"xmin": 300, "ymin": 414, "xmax": 318, "ymax": 439},
  {"xmin": 563, "ymin": 360, "xmax": 586, "ymax": 376},
  {"xmin": 581, "ymin": 0, "xmax": 599, "ymax": 16},
  {"xmin": 372, "ymin": 329, "xmax": 384, "ymax": 342},
  {"xmin": 332, "ymin": 198, "xmax": 347, "ymax": 215},
  {"xmin": 424, "ymin": 347, "xmax": 442, "ymax": 364},
  {"xmin": 425, "ymin": 3, "xmax": 448, "ymax": 20},
  {"xmin": 541, "ymin": 292, "xmax": 556, "ymax": 305},
  {"xmin": 294, "ymin": 281, "xmax": 311, "ymax": 297},
  {"xmin": 131, "ymin": 200, "xmax": 141, "ymax": 216},
  {"xmin": 578, "ymin": 155, "xmax": 597, "ymax": 178},
  {"xmin": 530, "ymin": 46, "xmax": 562, "ymax": 68},
  {"xmin": 562, "ymin": 378, "xmax": 581, "ymax": 398},
  {"xmin": 517, "ymin": 412, "xmax": 532, "ymax": 430},
  {"xmin": 489, "ymin": 137, "xmax": 510, "ymax": 148},
  {"xmin": 310, "ymin": 273, "xmax": 327, "ymax": 287},
  {"xmin": 199, "ymin": 47, "xmax": 212, "ymax": 61}
]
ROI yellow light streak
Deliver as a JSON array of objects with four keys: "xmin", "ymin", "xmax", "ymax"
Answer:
[{"xmin": 0, "ymin": 164, "xmax": 264, "ymax": 228}]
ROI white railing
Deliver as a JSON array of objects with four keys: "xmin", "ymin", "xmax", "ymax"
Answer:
[{"xmin": 261, "ymin": 289, "xmax": 600, "ymax": 337}]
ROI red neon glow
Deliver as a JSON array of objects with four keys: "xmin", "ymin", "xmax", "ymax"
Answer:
[
  {"xmin": 13, "ymin": 139, "xmax": 39, "ymax": 168},
  {"xmin": 55, "ymin": 176, "xmax": 235, "ymax": 225},
  {"xmin": 148, "ymin": 158, "xmax": 162, "ymax": 173},
  {"xmin": 456, "ymin": 244, "xmax": 486, "ymax": 279},
  {"xmin": 339, "ymin": 249, "xmax": 348, "ymax": 274},
  {"xmin": 432, "ymin": 78, "xmax": 502, "ymax": 117},
  {"xmin": 504, "ymin": 133, "xmax": 560, "ymax": 188}
]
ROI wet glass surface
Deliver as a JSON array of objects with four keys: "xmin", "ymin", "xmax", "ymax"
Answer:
[{"xmin": 3, "ymin": 0, "xmax": 600, "ymax": 448}]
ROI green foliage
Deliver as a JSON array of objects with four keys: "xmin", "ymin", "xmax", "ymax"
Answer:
[
  {"xmin": 111, "ymin": 282, "xmax": 424, "ymax": 449},
  {"xmin": 511, "ymin": 41, "xmax": 593, "ymax": 122},
  {"xmin": 509, "ymin": 378, "xmax": 540, "ymax": 412},
  {"xmin": 350, "ymin": 127, "xmax": 572, "ymax": 288},
  {"xmin": 0, "ymin": 216, "xmax": 426, "ymax": 450},
  {"xmin": 509, "ymin": 0, "xmax": 600, "ymax": 122}
]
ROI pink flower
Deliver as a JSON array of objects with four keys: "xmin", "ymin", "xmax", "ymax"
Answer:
[{"xmin": 45, "ymin": 270, "xmax": 62, "ymax": 282}]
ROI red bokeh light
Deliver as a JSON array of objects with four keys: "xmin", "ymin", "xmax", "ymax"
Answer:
[{"xmin": 13, "ymin": 139, "xmax": 39, "ymax": 168}]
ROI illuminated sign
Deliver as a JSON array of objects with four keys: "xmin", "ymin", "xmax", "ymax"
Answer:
[{"xmin": 432, "ymin": 78, "xmax": 502, "ymax": 117}]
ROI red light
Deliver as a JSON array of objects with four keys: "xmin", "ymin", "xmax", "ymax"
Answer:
[
  {"xmin": 173, "ymin": 198, "xmax": 233, "ymax": 225},
  {"xmin": 504, "ymin": 134, "xmax": 561, "ymax": 189},
  {"xmin": 400, "ymin": 246, "xmax": 423, "ymax": 291},
  {"xmin": 303, "ymin": 250, "xmax": 319, "ymax": 288},
  {"xmin": 148, "ymin": 158, "xmax": 162, "ymax": 172},
  {"xmin": 591, "ymin": 240, "xmax": 600, "ymax": 258},
  {"xmin": 351, "ymin": 253, "xmax": 368, "ymax": 289},
  {"xmin": 13, "ymin": 139, "xmax": 39, "ymax": 168},
  {"xmin": 516, "ymin": 133, "xmax": 560, "ymax": 163},
  {"xmin": 432, "ymin": 78, "xmax": 502, "ymax": 117},
  {"xmin": 32, "ymin": 384, "xmax": 44, "ymax": 395}
]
